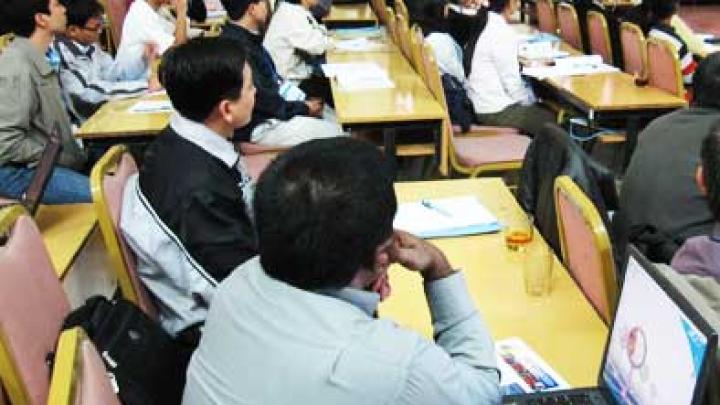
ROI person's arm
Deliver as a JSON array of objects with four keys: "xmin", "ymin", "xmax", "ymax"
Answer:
[
  {"xmin": 390, "ymin": 231, "xmax": 501, "ymax": 404},
  {"xmin": 173, "ymin": 0, "xmax": 189, "ymax": 46},
  {"xmin": 285, "ymin": 10, "xmax": 330, "ymax": 55},
  {"xmin": 671, "ymin": 14, "xmax": 707, "ymax": 57},
  {"xmin": 0, "ymin": 67, "xmax": 45, "ymax": 165},
  {"xmin": 493, "ymin": 23, "xmax": 528, "ymax": 104}
]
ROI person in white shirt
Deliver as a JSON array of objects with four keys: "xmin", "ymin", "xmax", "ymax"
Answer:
[
  {"xmin": 114, "ymin": 0, "xmax": 189, "ymax": 80},
  {"xmin": 263, "ymin": 0, "xmax": 333, "ymax": 102},
  {"xmin": 466, "ymin": 0, "xmax": 554, "ymax": 137}
]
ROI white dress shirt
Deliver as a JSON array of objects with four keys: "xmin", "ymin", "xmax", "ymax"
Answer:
[
  {"xmin": 263, "ymin": 2, "xmax": 330, "ymax": 81},
  {"xmin": 183, "ymin": 256, "xmax": 501, "ymax": 405},
  {"xmin": 467, "ymin": 12, "xmax": 530, "ymax": 114},
  {"xmin": 426, "ymin": 32, "xmax": 467, "ymax": 84}
]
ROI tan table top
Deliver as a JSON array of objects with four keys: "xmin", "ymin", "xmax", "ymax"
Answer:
[
  {"xmin": 35, "ymin": 203, "xmax": 97, "ymax": 278},
  {"xmin": 546, "ymin": 72, "xmax": 687, "ymax": 112},
  {"xmin": 76, "ymin": 93, "xmax": 171, "ymax": 140},
  {"xmin": 327, "ymin": 48, "xmax": 446, "ymax": 125},
  {"xmin": 325, "ymin": 3, "xmax": 377, "ymax": 24},
  {"xmin": 380, "ymin": 178, "xmax": 608, "ymax": 387}
]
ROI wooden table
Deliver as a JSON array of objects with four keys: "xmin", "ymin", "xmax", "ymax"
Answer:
[
  {"xmin": 75, "ymin": 93, "xmax": 171, "ymax": 142},
  {"xmin": 324, "ymin": 3, "xmax": 377, "ymax": 28},
  {"xmin": 381, "ymin": 178, "xmax": 608, "ymax": 387},
  {"xmin": 35, "ymin": 204, "xmax": 97, "ymax": 278}
]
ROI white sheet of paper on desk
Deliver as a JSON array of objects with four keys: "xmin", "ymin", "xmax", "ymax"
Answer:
[
  {"xmin": 127, "ymin": 100, "xmax": 173, "ymax": 114},
  {"xmin": 393, "ymin": 196, "xmax": 500, "ymax": 239},
  {"xmin": 333, "ymin": 38, "xmax": 384, "ymax": 52},
  {"xmin": 332, "ymin": 26, "xmax": 384, "ymax": 39},
  {"xmin": 522, "ymin": 55, "xmax": 618, "ymax": 79},
  {"xmin": 322, "ymin": 62, "xmax": 395, "ymax": 90},
  {"xmin": 496, "ymin": 337, "xmax": 572, "ymax": 396}
]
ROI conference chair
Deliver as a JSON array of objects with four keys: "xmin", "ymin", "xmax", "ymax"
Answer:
[
  {"xmin": 47, "ymin": 327, "xmax": 121, "ymax": 405},
  {"xmin": 554, "ymin": 175, "xmax": 618, "ymax": 324},
  {"xmin": 236, "ymin": 142, "xmax": 287, "ymax": 181},
  {"xmin": 0, "ymin": 205, "xmax": 71, "ymax": 405},
  {"xmin": 396, "ymin": 13, "xmax": 412, "ymax": 60},
  {"xmin": 421, "ymin": 43, "xmax": 530, "ymax": 178},
  {"xmin": 395, "ymin": 0, "xmax": 409, "ymax": 23},
  {"xmin": 90, "ymin": 145, "xmax": 157, "ymax": 318},
  {"xmin": 620, "ymin": 21, "xmax": 646, "ymax": 77},
  {"xmin": 385, "ymin": 7, "xmax": 399, "ymax": 46},
  {"xmin": 557, "ymin": 2, "xmax": 582, "ymax": 52},
  {"xmin": 586, "ymin": 10, "xmax": 613, "ymax": 65},
  {"xmin": 409, "ymin": 25, "xmax": 427, "ymax": 80},
  {"xmin": 536, "ymin": 0, "xmax": 558, "ymax": 34},
  {"xmin": 370, "ymin": 0, "xmax": 388, "ymax": 25},
  {"xmin": 100, "ymin": 0, "xmax": 131, "ymax": 52},
  {"xmin": 646, "ymin": 37, "xmax": 684, "ymax": 98}
]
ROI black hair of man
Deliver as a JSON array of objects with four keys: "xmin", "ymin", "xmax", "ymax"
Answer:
[
  {"xmin": 60, "ymin": 0, "xmax": 103, "ymax": 29},
  {"xmin": 702, "ymin": 121, "xmax": 720, "ymax": 221},
  {"xmin": 220, "ymin": 0, "xmax": 263, "ymax": 21},
  {"xmin": 284, "ymin": 0, "xmax": 301, "ymax": 4},
  {"xmin": 488, "ymin": 0, "xmax": 511, "ymax": 14},
  {"xmin": 254, "ymin": 138, "xmax": 397, "ymax": 290},
  {"xmin": 650, "ymin": 0, "xmax": 678, "ymax": 22},
  {"xmin": 0, "ymin": 0, "xmax": 50, "ymax": 37},
  {"xmin": 160, "ymin": 37, "xmax": 248, "ymax": 123},
  {"xmin": 692, "ymin": 53, "xmax": 720, "ymax": 110}
]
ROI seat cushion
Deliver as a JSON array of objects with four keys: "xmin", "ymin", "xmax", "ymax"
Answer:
[
  {"xmin": 453, "ymin": 135, "xmax": 531, "ymax": 166},
  {"xmin": 452, "ymin": 124, "xmax": 520, "ymax": 135}
]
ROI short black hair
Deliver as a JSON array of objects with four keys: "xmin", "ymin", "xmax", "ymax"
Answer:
[
  {"xmin": 0, "ymin": 0, "xmax": 50, "ymax": 37},
  {"xmin": 61, "ymin": 0, "xmax": 103, "ymax": 28},
  {"xmin": 220, "ymin": 0, "xmax": 262, "ymax": 21},
  {"xmin": 488, "ymin": 0, "xmax": 511, "ymax": 14},
  {"xmin": 254, "ymin": 138, "xmax": 397, "ymax": 290},
  {"xmin": 160, "ymin": 37, "xmax": 248, "ymax": 122},
  {"xmin": 693, "ymin": 53, "xmax": 720, "ymax": 110},
  {"xmin": 702, "ymin": 121, "xmax": 720, "ymax": 221},
  {"xmin": 650, "ymin": 0, "xmax": 678, "ymax": 22}
]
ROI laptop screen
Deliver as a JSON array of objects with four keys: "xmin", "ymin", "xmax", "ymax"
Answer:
[{"xmin": 601, "ymin": 255, "xmax": 710, "ymax": 405}]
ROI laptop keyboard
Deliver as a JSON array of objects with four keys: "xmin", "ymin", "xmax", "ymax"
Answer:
[{"xmin": 526, "ymin": 393, "xmax": 595, "ymax": 405}]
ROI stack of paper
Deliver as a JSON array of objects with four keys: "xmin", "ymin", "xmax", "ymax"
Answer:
[
  {"xmin": 333, "ymin": 38, "xmax": 386, "ymax": 53},
  {"xmin": 522, "ymin": 55, "xmax": 619, "ymax": 79},
  {"xmin": 127, "ymin": 100, "xmax": 173, "ymax": 114},
  {"xmin": 321, "ymin": 62, "xmax": 395, "ymax": 91},
  {"xmin": 393, "ymin": 196, "xmax": 501, "ymax": 239},
  {"xmin": 332, "ymin": 26, "xmax": 384, "ymax": 39},
  {"xmin": 496, "ymin": 338, "xmax": 571, "ymax": 396}
]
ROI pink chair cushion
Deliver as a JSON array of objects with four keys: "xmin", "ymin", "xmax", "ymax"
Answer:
[
  {"xmin": 558, "ymin": 6, "xmax": 582, "ymax": 51},
  {"xmin": 452, "ymin": 124, "xmax": 521, "ymax": 135},
  {"xmin": 587, "ymin": 14, "xmax": 611, "ymax": 64},
  {"xmin": 621, "ymin": 29, "xmax": 644, "ymax": 76},
  {"xmin": 76, "ymin": 340, "xmax": 121, "ymax": 405},
  {"xmin": 242, "ymin": 154, "xmax": 276, "ymax": 182},
  {"xmin": 537, "ymin": 0, "xmax": 557, "ymax": 34},
  {"xmin": 557, "ymin": 192, "xmax": 611, "ymax": 322},
  {"xmin": 104, "ymin": 154, "xmax": 156, "ymax": 318},
  {"xmin": 647, "ymin": 41, "xmax": 681, "ymax": 96},
  {"xmin": 453, "ymin": 134, "xmax": 531, "ymax": 167},
  {"xmin": 0, "ymin": 215, "xmax": 70, "ymax": 405}
]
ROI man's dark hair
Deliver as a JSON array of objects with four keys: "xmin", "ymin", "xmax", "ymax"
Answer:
[
  {"xmin": 60, "ymin": 0, "xmax": 103, "ymax": 28},
  {"xmin": 488, "ymin": 0, "xmax": 512, "ymax": 14},
  {"xmin": 220, "ymin": 0, "xmax": 262, "ymax": 21},
  {"xmin": 254, "ymin": 138, "xmax": 397, "ymax": 290},
  {"xmin": 160, "ymin": 37, "xmax": 248, "ymax": 122},
  {"xmin": 702, "ymin": 121, "xmax": 720, "ymax": 221},
  {"xmin": 693, "ymin": 53, "xmax": 720, "ymax": 110},
  {"xmin": 0, "ymin": 0, "xmax": 50, "ymax": 37},
  {"xmin": 650, "ymin": 0, "xmax": 678, "ymax": 22}
]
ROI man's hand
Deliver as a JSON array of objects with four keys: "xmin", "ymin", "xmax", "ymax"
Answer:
[
  {"xmin": 389, "ymin": 230, "xmax": 454, "ymax": 282},
  {"xmin": 148, "ymin": 75, "xmax": 163, "ymax": 92},
  {"xmin": 174, "ymin": 0, "xmax": 188, "ymax": 16},
  {"xmin": 142, "ymin": 42, "xmax": 158, "ymax": 62},
  {"xmin": 305, "ymin": 98, "xmax": 324, "ymax": 118}
]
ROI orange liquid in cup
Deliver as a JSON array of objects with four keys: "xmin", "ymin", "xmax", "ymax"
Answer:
[{"xmin": 505, "ymin": 231, "xmax": 532, "ymax": 251}]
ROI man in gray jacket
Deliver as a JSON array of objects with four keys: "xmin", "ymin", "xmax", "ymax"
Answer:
[{"xmin": 0, "ymin": 0, "xmax": 89, "ymax": 203}]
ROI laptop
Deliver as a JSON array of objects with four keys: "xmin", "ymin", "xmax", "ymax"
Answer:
[{"xmin": 504, "ymin": 245, "xmax": 718, "ymax": 405}]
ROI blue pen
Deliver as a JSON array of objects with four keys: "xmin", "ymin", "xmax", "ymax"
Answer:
[{"xmin": 421, "ymin": 199, "xmax": 452, "ymax": 218}]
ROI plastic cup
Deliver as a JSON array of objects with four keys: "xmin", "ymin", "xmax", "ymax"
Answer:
[{"xmin": 523, "ymin": 243, "xmax": 554, "ymax": 297}]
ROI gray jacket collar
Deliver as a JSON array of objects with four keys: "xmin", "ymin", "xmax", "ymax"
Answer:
[{"xmin": 10, "ymin": 36, "xmax": 53, "ymax": 77}]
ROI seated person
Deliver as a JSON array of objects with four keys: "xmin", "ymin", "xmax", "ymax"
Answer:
[
  {"xmin": 120, "ymin": 37, "xmax": 257, "ymax": 340},
  {"xmin": 465, "ymin": 0, "xmax": 554, "ymax": 137},
  {"xmin": 647, "ymin": 0, "xmax": 696, "ymax": 85},
  {"xmin": 613, "ymin": 53, "xmax": 720, "ymax": 262},
  {"xmin": 220, "ymin": 0, "xmax": 344, "ymax": 146},
  {"xmin": 54, "ymin": 0, "xmax": 161, "ymax": 122},
  {"xmin": 183, "ymin": 138, "xmax": 501, "ymax": 405},
  {"xmin": 420, "ymin": 0, "xmax": 468, "ymax": 84},
  {"xmin": 263, "ymin": 0, "xmax": 332, "ymax": 102},
  {"xmin": 672, "ymin": 122, "xmax": 720, "ymax": 281},
  {"xmin": 114, "ymin": 0, "xmax": 190, "ymax": 80},
  {"xmin": 0, "ymin": 0, "xmax": 89, "ymax": 203}
]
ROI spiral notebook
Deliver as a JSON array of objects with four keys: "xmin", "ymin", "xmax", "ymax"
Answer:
[{"xmin": 393, "ymin": 196, "xmax": 501, "ymax": 239}]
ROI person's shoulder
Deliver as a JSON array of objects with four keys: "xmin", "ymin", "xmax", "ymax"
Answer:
[{"xmin": 0, "ymin": 47, "xmax": 32, "ymax": 83}]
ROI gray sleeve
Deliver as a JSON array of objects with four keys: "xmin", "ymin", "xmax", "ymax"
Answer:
[
  {"xmin": 0, "ymin": 67, "xmax": 44, "ymax": 164},
  {"xmin": 397, "ymin": 272, "xmax": 501, "ymax": 405}
]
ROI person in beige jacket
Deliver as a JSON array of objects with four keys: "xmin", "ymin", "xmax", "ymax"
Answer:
[{"xmin": 0, "ymin": 0, "xmax": 89, "ymax": 204}]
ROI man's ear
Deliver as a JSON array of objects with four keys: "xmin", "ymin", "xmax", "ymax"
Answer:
[
  {"xmin": 34, "ymin": 12, "xmax": 50, "ymax": 30},
  {"xmin": 696, "ymin": 164, "xmax": 708, "ymax": 196},
  {"xmin": 216, "ymin": 99, "xmax": 234, "ymax": 124}
]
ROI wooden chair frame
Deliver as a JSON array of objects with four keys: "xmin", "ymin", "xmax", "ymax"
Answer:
[
  {"xmin": 557, "ymin": 2, "xmax": 582, "ymax": 51},
  {"xmin": 587, "ymin": 10, "xmax": 613, "ymax": 64},
  {"xmin": 646, "ymin": 37, "xmax": 684, "ymax": 98},
  {"xmin": 619, "ymin": 21, "xmax": 647, "ymax": 77},
  {"xmin": 554, "ymin": 175, "xmax": 618, "ymax": 323},
  {"xmin": 535, "ymin": 0, "xmax": 557, "ymax": 34},
  {"xmin": 409, "ymin": 25, "xmax": 426, "ymax": 79},
  {"xmin": 395, "ymin": 0, "xmax": 409, "ymax": 22},
  {"xmin": 396, "ymin": 13, "xmax": 411, "ymax": 59},
  {"xmin": 47, "ymin": 328, "xmax": 83, "ymax": 405},
  {"xmin": 385, "ymin": 7, "xmax": 398, "ymax": 45}
]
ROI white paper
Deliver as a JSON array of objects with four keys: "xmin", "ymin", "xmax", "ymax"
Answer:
[
  {"xmin": 322, "ymin": 62, "xmax": 395, "ymax": 91},
  {"xmin": 393, "ymin": 196, "xmax": 500, "ymax": 238},
  {"xmin": 333, "ymin": 38, "xmax": 385, "ymax": 52},
  {"xmin": 496, "ymin": 337, "xmax": 572, "ymax": 395},
  {"xmin": 522, "ymin": 55, "xmax": 619, "ymax": 79},
  {"xmin": 127, "ymin": 100, "xmax": 173, "ymax": 114}
]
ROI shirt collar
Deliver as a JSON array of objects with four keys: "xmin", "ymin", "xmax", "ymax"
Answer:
[
  {"xmin": 315, "ymin": 287, "xmax": 380, "ymax": 317},
  {"xmin": 170, "ymin": 112, "xmax": 239, "ymax": 169},
  {"xmin": 10, "ymin": 36, "xmax": 54, "ymax": 77}
]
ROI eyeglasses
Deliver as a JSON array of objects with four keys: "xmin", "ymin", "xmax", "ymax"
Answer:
[{"xmin": 81, "ymin": 20, "xmax": 104, "ymax": 32}]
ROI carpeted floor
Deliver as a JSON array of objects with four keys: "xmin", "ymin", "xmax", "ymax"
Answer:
[{"xmin": 679, "ymin": 5, "xmax": 720, "ymax": 35}]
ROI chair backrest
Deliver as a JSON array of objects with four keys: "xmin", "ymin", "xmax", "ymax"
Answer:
[
  {"xmin": 409, "ymin": 25, "xmax": 426, "ymax": 80},
  {"xmin": 536, "ymin": 0, "xmax": 557, "ymax": 34},
  {"xmin": 0, "ymin": 205, "xmax": 71, "ymax": 405},
  {"xmin": 646, "ymin": 37, "xmax": 684, "ymax": 97},
  {"xmin": 90, "ymin": 145, "xmax": 157, "ymax": 318},
  {"xmin": 620, "ymin": 21, "xmax": 646, "ymax": 76},
  {"xmin": 557, "ymin": 2, "xmax": 582, "ymax": 51},
  {"xmin": 370, "ymin": 0, "xmax": 387, "ymax": 24},
  {"xmin": 395, "ymin": 0, "xmax": 409, "ymax": 22},
  {"xmin": 586, "ymin": 10, "xmax": 613, "ymax": 65},
  {"xmin": 48, "ymin": 328, "xmax": 121, "ymax": 405},
  {"xmin": 421, "ymin": 42, "xmax": 453, "ymax": 176},
  {"xmin": 396, "ymin": 13, "xmax": 411, "ymax": 59},
  {"xmin": 104, "ymin": 0, "xmax": 131, "ymax": 51},
  {"xmin": 385, "ymin": 7, "xmax": 398, "ymax": 45},
  {"xmin": 554, "ymin": 176, "xmax": 618, "ymax": 324}
]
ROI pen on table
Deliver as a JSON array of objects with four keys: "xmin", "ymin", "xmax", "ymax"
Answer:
[{"xmin": 421, "ymin": 199, "xmax": 452, "ymax": 218}]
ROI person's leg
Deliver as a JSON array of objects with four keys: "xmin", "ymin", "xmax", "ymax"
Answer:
[
  {"xmin": 476, "ymin": 103, "xmax": 556, "ymax": 138},
  {"xmin": 0, "ymin": 166, "xmax": 35, "ymax": 199},
  {"xmin": 40, "ymin": 167, "xmax": 91, "ymax": 204},
  {"xmin": 251, "ymin": 117, "xmax": 346, "ymax": 146}
]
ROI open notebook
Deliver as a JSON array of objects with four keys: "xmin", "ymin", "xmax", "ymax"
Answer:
[{"xmin": 393, "ymin": 196, "xmax": 501, "ymax": 238}]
